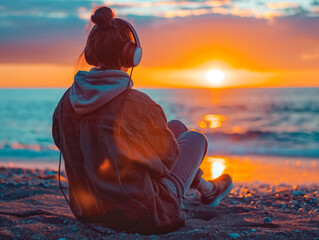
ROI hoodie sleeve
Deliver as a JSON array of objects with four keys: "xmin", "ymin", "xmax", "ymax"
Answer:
[{"xmin": 141, "ymin": 103, "xmax": 180, "ymax": 176}]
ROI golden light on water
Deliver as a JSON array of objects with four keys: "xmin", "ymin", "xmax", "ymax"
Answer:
[
  {"xmin": 207, "ymin": 157, "xmax": 226, "ymax": 179},
  {"xmin": 198, "ymin": 121, "xmax": 207, "ymax": 128},
  {"xmin": 232, "ymin": 126, "xmax": 245, "ymax": 133},
  {"xmin": 198, "ymin": 114, "xmax": 225, "ymax": 129},
  {"xmin": 199, "ymin": 156, "xmax": 319, "ymax": 184}
]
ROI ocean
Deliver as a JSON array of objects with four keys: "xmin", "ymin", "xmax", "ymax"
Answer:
[{"xmin": 0, "ymin": 88, "xmax": 318, "ymax": 167}]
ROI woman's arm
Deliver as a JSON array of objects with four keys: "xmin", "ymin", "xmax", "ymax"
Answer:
[{"xmin": 114, "ymin": 101, "xmax": 179, "ymax": 179}]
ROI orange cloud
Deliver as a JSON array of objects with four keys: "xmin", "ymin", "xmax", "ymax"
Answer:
[
  {"xmin": 77, "ymin": 7, "xmax": 91, "ymax": 20},
  {"xmin": 163, "ymin": 8, "xmax": 211, "ymax": 18},
  {"xmin": 262, "ymin": 11, "xmax": 283, "ymax": 21},
  {"xmin": 266, "ymin": 2, "xmax": 300, "ymax": 9},
  {"xmin": 312, "ymin": 6, "xmax": 319, "ymax": 12},
  {"xmin": 301, "ymin": 51, "xmax": 319, "ymax": 61},
  {"xmin": 207, "ymin": 0, "xmax": 232, "ymax": 7}
]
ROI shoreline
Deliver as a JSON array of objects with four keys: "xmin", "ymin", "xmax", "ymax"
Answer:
[
  {"xmin": 1, "ymin": 154, "xmax": 319, "ymax": 185},
  {"xmin": 0, "ymin": 166, "xmax": 319, "ymax": 239}
]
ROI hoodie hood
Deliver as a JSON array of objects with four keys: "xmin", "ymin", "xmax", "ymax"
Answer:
[{"xmin": 70, "ymin": 68, "xmax": 132, "ymax": 115}]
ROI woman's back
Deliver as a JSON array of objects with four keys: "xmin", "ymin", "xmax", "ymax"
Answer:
[{"xmin": 52, "ymin": 70, "xmax": 183, "ymax": 233}]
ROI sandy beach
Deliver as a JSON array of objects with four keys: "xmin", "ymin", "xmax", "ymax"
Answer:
[{"xmin": 1, "ymin": 166, "xmax": 318, "ymax": 239}]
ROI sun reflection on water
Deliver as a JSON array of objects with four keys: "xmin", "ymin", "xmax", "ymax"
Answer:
[
  {"xmin": 200, "ymin": 156, "xmax": 319, "ymax": 184},
  {"xmin": 207, "ymin": 157, "xmax": 226, "ymax": 179},
  {"xmin": 198, "ymin": 114, "xmax": 225, "ymax": 129}
]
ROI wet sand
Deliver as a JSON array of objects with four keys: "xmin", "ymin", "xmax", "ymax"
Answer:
[{"xmin": 0, "ymin": 166, "xmax": 318, "ymax": 239}]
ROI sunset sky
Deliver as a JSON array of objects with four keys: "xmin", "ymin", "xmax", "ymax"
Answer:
[{"xmin": 1, "ymin": 0, "xmax": 319, "ymax": 88}]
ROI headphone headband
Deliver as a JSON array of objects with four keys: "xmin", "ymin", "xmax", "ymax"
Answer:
[{"xmin": 115, "ymin": 18, "xmax": 140, "ymax": 46}]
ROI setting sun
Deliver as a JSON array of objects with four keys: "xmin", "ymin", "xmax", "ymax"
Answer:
[{"xmin": 205, "ymin": 69, "xmax": 225, "ymax": 85}]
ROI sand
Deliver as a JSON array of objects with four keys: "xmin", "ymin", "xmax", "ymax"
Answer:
[{"xmin": 0, "ymin": 167, "xmax": 318, "ymax": 239}]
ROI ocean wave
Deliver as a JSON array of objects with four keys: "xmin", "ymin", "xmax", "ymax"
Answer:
[
  {"xmin": 268, "ymin": 103, "xmax": 319, "ymax": 114},
  {"xmin": 207, "ymin": 145, "xmax": 319, "ymax": 158},
  {"xmin": 205, "ymin": 131, "xmax": 319, "ymax": 158},
  {"xmin": 0, "ymin": 142, "xmax": 59, "ymax": 159},
  {"xmin": 205, "ymin": 131, "xmax": 319, "ymax": 143},
  {"xmin": 0, "ymin": 142, "xmax": 58, "ymax": 151},
  {"xmin": 0, "ymin": 131, "xmax": 318, "ymax": 160}
]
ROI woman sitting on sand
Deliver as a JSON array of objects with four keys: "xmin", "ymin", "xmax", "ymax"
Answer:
[{"xmin": 52, "ymin": 6, "xmax": 232, "ymax": 234}]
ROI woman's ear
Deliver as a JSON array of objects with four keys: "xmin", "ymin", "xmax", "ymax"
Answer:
[{"xmin": 121, "ymin": 66, "xmax": 129, "ymax": 72}]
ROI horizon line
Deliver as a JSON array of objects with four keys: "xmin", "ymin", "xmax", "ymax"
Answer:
[{"xmin": 0, "ymin": 86, "xmax": 319, "ymax": 90}]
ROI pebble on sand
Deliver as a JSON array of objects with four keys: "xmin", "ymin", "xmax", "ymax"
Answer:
[
  {"xmin": 229, "ymin": 233, "xmax": 241, "ymax": 238},
  {"xmin": 263, "ymin": 217, "xmax": 272, "ymax": 223}
]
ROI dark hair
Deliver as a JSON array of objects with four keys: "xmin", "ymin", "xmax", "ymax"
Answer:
[{"xmin": 82, "ymin": 6, "xmax": 131, "ymax": 69}]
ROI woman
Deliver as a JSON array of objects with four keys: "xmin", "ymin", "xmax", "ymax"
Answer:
[{"xmin": 52, "ymin": 6, "xmax": 232, "ymax": 234}]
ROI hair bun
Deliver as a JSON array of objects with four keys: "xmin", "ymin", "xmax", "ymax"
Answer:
[{"xmin": 91, "ymin": 6, "xmax": 114, "ymax": 29}]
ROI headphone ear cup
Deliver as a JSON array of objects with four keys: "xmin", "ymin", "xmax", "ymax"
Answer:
[
  {"xmin": 128, "ymin": 44, "xmax": 137, "ymax": 67},
  {"xmin": 131, "ymin": 46, "xmax": 142, "ymax": 67},
  {"xmin": 121, "ymin": 40, "xmax": 142, "ymax": 68},
  {"xmin": 121, "ymin": 40, "xmax": 135, "ymax": 68}
]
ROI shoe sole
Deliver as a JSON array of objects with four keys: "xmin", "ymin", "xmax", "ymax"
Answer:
[{"xmin": 208, "ymin": 182, "xmax": 233, "ymax": 207}]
